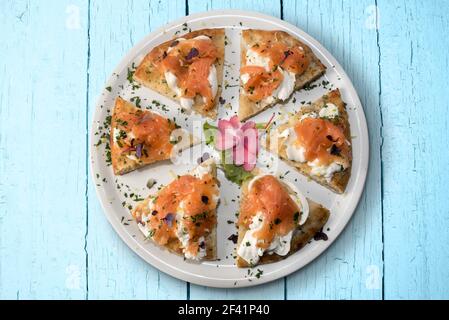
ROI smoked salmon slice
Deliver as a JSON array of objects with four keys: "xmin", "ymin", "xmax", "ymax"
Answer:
[
  {"xmin": 240, "ymin": 66, "xmax": 283, "ymax": 102},
  {"xmin": 294, "ymin": 118, "xmax": 349, "ymax": 166}
]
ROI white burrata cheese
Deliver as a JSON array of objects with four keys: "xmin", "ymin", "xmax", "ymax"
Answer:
[
  {"xmin": 245, "ymin": 48, "xmax": 271, "ymax": 71},
  {"xmin": 279, "ymin": 128, "xmax": 307, "ymax": 163},
  {"xmin": 165, "ymin": 71, "xmax": 182, "ymax": 96},
  {"xmin": 300, "ymin": 112, "xmax": 318, "ymax": 121},
  {"xmin": 308, "ymin": 159, "xmax": 345, "ymax": 182},
  {"xmin": 184, "ymin": 236, "xmax": 207, "ymax": 260},
  {"xmin": 240, "ymin": 73, "xmax": 250, "ymax": 85},
  {"xmin": 203, "ymin": 63, "xmax": 218, "ymax": 104},
  {"xmin": 176, "ymin": 201, "xmax": 207, "ymax": 261},
  {"xmin": 319, "ymin": 103, "xmax": 339, "ymax": 119},
  {"xmin": 237, "ymin": 212, "xmax": 294, "ymax": 265},
  {"xmin": 273, "ymin": 68, "xmax": 296, "ymax": 101}
]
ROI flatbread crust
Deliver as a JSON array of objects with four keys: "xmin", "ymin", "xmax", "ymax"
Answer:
[
  {"xmin": 239, "ymin": 29, "xmax": 327, "ymax": 121},
  {"xmin": 131, "ymin": 159, "xmax": 219, "ymax": 261},
  {"xmin": 236, "ymin": 174, "xmax": 330, "ymax": 268},
  {"xmin": 134, "ymin": 29, "xmax": 225, "ymax": 119},
  {"xmin": 264, "ymin": 89, "xmax": 352, "ymax": 194}
]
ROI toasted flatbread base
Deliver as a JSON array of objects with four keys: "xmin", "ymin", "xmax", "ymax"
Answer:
[
  {"xmin": 238, "ymin": 29, "xmax": 327, "ymax": 121},
  {"xmin": 263, "ymin": 89, "xmax": 352, "ymax": 194},
  {"xmin": 134, "ymin": 29, "xmax": 225, "ymax": 119},
  {"xmin": 110, "ymin": 97, "xmax": 197, "ymax": 176},
  {"xmin": 141, "ymin": 221, "xmax": 217, "ymax": 261},
  {"xmin": 236, "ymin": 174, "xmax": 330, "ymax": 268},
  {"xmin": 132, "ymin": 159, "xmax": 219, "ymax": 261}
]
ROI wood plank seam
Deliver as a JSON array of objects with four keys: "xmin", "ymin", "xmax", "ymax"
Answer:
[
  {"xmin": 374, "ymin": 0, "xmax": 385, "ymax": 300},
  {"xmin": 85, "ymin": 0, "xmax": 92, "ymax": 300}
]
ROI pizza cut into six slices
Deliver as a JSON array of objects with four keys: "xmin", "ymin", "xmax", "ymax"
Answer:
[{"xmin": 105, "ymin": 28, "xmax": 354, "ymax": 263}]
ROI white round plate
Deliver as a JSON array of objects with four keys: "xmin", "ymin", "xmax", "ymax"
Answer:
[{"xmin": 90, "ymin": 10, "xmax": 369, "ymax": 288}]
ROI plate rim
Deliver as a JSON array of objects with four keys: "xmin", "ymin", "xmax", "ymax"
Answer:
[{"xmin": 90, "ymin": 9, "xmax": 370, "ymax": 288}]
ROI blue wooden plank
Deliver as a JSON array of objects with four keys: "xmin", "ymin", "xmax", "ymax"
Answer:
[
  {"xmin": 86, "ymin": 0, "xmax": 188, "ymax": 299},
  {"xmin": 0, "ymin": 0, "xmax": 88, "ymax": 299},
  {"xmin": 1, "ymin": 0, "xmax": 447, "ymax": 300},
  {"xmin": 378, "ymin": 0, "xmax": 449, "ymax": 299},
  {"xmin": 187, "ymin": 0, "xmax": 285, "ymax": 300},
  {"xmin": 282, "ymin": 0, "xmax": 383, "ymax": 299}
]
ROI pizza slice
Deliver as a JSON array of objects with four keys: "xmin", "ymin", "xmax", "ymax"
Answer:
[
  {"xmin": 134, "ymin": 29, "xmax": 225, "ymax": 119},
  {"xmin": 263, "ymin": 89, "xmax": 352, "ymax": 194},
  {"xmin": 132, "ymin": 159, "xmax": 220, "ymax": 261},
  {"xmin": 236, "ymin": 172, "xmax": 330, "ymax": 267},
  {"xmin": 238, "ymin": 29, "xmax": 327, "ymax": 121},
  {"xmin": 110, "ymin": 97, "xmax": 198, "ymax": 175}
]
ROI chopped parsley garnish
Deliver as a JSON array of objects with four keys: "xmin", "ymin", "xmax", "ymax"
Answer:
[
  {"xmin": 145, "ymin": 229, "xmax": 155, "ymax": 240},
  {"xmin": 293, "ymin": 212, "xmax": 300, "ymax": 223},
  {"xmin": 190, "ymin": 211, "xmax": 208, "ymax": 224},
  {"xmin": 255, "ymin": 269, "xmax": 263, "ymax": 279},
  {"xmin": 116, "ymin": 118, "xmax": 128, "ymax": 126},
  {"xmin": 130, "ymin": 96, "xmax": 142, "ymax": 108}
]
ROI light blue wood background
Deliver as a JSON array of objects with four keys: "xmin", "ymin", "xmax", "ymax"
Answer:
[{"xmin": 0, "ymin": 0, "xmax": 448, "ymax": 300}]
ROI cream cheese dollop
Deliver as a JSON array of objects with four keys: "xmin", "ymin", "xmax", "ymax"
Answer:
[{"xmin": 319, "ymin": 103, "xmax": 339, "ymax": 119}]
